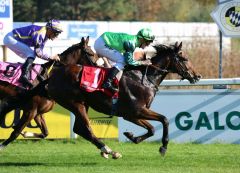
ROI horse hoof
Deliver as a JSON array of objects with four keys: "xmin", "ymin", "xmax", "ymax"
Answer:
[
  {"xmin": 123, "ymin": 132, "xmax": 134, "ymax": 140},
  {"xmin": 112, "ymin": 151, "xmax": 122, "ymax": 159},
  {"xmin": 22, "ymin": 131, "xmax": 35, "ymax": 138},
  {"xmin": 159, "ymin": 146, "xmax": 167, "ymax": 156},
  {"xmin": 100, "ymin": 152, "xmax": 109, "ymax": 159}
]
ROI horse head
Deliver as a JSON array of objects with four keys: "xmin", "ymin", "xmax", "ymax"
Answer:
[
  {"xmin": 58, "ymin": 36, "xmax": 99, "ymax": 66},
  {"xmin": 149, "ymin": 42, "xmax": 201, "ymax": 84}
]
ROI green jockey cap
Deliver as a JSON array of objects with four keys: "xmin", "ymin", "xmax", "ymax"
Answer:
[{"xmin": 137, "ymin": 28, "xmax": 155, "ymax": 41}]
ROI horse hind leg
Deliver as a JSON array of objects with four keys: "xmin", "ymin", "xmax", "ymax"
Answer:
[
  {"xmin": 35, "ymin": 115, "xmax": 49, "ymax": 138},
  {"xmin": 21, "ymin": 114, "xmax": 49, "ymax": 138},
  {"xmin": 123, "ymin": 118, "xmax": 154, "ymax": 144},
  {"xmin": 1, "ymin": 110, "xmax": 36, "ymax": 147}
]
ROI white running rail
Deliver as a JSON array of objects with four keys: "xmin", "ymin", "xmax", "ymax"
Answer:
[{"xmin": 160, "ymin": 78, "xmax": 240, "ymax": 86}]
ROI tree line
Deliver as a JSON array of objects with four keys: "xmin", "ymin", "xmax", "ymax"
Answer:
[{"xmin": 13, "ymin": 0, "xmax": 215, "ymax": 22}]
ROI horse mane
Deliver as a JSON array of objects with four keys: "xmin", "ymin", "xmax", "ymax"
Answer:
[
  {"xmin": 151, "ymin": 42, "xmax": 174, "ymax": 55},
  {"xmin": 123, "ymin": 42, "xmax": 176, "ymax": 83},
  {"xmin": 60, "ymin": 42, "xmax": 82, "ymax": 56}
]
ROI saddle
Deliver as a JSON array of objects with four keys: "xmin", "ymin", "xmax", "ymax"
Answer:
[
  {"xmin": 0, "ymin": 61, "xmax": 43, "ymax": 89},
  {"xmin": 80, "ymin": 65, "xmax": 118, "ymax": 97}
]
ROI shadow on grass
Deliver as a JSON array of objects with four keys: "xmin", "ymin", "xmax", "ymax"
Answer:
[
  {"xmin": 0, "ymin": 162, "xmax": 98, "ymax": 167},
  {"xmin": 0, "ymin": 162, "xmax": 45, "ymax": 167}
]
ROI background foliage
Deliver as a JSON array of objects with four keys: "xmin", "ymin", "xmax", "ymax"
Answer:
[
  {"xmin": 13, "ymin": 0, "xmax": 240, "ymax": 79},
  {"xmin": 13, "ymin": 0, "xmax": 215, "ymax": 22}
]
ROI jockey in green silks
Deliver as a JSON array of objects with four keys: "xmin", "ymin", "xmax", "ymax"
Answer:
[{"xmin": 94, "ymin": 28, "xmax": 155, "ymax": 93}]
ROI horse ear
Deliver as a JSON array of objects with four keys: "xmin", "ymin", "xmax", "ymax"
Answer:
[
  {"xmin": 174, "ymin": 42, "xmax": 178, "ymax": 48},
  {"xmin": 85, "ymin": 36, "xmax": 89, "ymax": 45},
  {"xmin": 178, "ymin": 42, "xmax": 182, "ymax": 50},
  {"xmin": 81, "ymin": 37, "xmax": 85, "ymax": 44}
]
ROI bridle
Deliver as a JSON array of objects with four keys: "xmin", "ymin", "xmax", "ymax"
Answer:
[
  {"xmin": 141, "ymin": 48, "xmax": 194, "ymax": 89},
  {"xmin": 171, "ymin": 52, "xmax": 193, "ymax": 81}
]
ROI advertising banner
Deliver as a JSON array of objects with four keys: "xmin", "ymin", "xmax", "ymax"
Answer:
[
  {"xmin": 0, "ymin": 0, "xmax": 13, "ymax": 45},
  {"xmin": 0, "ymin": 105, "xmax": 118, "ymax": 139},
  {"xmin": 211, "ymin": 0, "xmax": 240, "ymax": 37},
  {"xmin": 70, "ymin": 109, "xmax": 118, "ymax": 139},
  {"xmin": 0, "ymin": 104, "xmax": 70, "ymax": 139},
  {"xmin": 119, "ymin": 90, "xmax": 240, "ymax": 143}
]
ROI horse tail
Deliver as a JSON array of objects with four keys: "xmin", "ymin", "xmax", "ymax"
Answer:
[
  {"xmin": 0, "ymin": 80, "xmax": 49, "ymax": 121},
  {"xmin": 0, "ymin": 96, "xmax": 23, "ymax": 124}
]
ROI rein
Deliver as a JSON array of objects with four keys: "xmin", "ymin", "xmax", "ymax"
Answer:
[{"xmin": 141, "ymin": 64, "xmax": 168, "ymax": 91}]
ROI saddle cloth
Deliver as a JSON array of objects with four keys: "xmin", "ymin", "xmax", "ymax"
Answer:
[
  {"xmin": 80, "ymin": 66, "xmax": 119, "ymax": 97},
  {"xmin": 0, "ymin": 61, "xmax": 41, "ymax": 88}
]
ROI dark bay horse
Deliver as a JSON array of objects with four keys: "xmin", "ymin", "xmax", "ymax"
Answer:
[
  {"xmin": 45, "ymin": 42, "xmax": 201, "ymax": 158},
  {"xmin": 0, "ymin": 37, "xmax": 98, "ymax": 148}
]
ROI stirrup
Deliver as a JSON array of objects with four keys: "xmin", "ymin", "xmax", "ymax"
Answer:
[
  {"xmin": 102, "ymin": 81, "xmax": 111, "ymax": 89},
  {"xmin": 102, "ymin": 82, "xmax": 118, "ymax": 93}
]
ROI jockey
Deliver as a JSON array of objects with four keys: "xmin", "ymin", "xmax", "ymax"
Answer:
[
  {"xmin": 3, "ymin": 19, "xmax": 63, "ymax": 87},
  {"xmin": 94, "ymin": 28, "xmax": 155, "ymax": 93}
]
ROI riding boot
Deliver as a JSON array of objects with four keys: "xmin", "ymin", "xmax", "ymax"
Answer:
[
  {"xmin": 19, "ymin": 57, "xmax": 34, "ymax": 87},
  {"xmin": 102, "ymin": 67, "xmax": 120, "ymax": 93}
]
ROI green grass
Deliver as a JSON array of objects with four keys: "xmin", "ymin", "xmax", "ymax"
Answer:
[{"xmin": 0, "ymin": 139, "xmax": 240, "ymax": 173}]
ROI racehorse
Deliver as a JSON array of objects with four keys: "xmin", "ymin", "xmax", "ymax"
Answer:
[
  {"xmin": 0, "ymin": 36, "xmax": 99, "ymax": 148},
  {"xmin": 0, "ymin": 41, "xmax": 201, "ymax": 159},
  {"xmin": 45, "ymin": 41, "xmax": 201, "ymax": 158},
  {"xmin": 0, "ymin": 60, "xmax": 55, "ymax": 139}
]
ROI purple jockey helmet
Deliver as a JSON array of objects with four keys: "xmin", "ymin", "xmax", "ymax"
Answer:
[{"xmin": 46, "ymin": 19, "xmax": 63, "ymax": 33}]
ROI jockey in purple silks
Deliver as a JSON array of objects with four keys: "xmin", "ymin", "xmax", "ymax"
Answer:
[{"xmin": 3, "ymin": 19, "xmax": 63, "ymax": 87}]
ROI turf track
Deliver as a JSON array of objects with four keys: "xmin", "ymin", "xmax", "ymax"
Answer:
[{"xmin": 0, "ymin": 139, "xmax": 240, "ymax": 173}]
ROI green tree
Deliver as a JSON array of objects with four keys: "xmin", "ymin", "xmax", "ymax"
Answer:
[
  {"xmin": 13, "ymin": 0, "xmax": 36, "ymax": 22},
  {"xmin": 13, "ymin": 0, "xmax": 216, "ymax": 22}
]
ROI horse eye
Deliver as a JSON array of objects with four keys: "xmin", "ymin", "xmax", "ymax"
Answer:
[{"xmin": 178, "ymin": 51, "xmax": 183, "ymax": 56}]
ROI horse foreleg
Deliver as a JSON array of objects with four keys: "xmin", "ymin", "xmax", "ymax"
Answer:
[
  {"xmin": 133, "ymin": 108, "xmax": 169, "ymax": 156},
  {"xmin": 64, "ymin": 102, "xmax": 121, "ymax": 159},
  {"xmin": 123, "ymin": 118, "xmax": 154, "ymax": 144},
  {"xmin": 36, "ymin": 115, "xmax": 49, "ymax": 138},
  {"xmin": 1, "ymin": 110, "xmax": 35, "ymax": 147}
]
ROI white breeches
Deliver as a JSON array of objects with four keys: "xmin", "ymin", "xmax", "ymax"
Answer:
[
  {"xmin": 3, "ymin": 32, "xmax": 35, "ymax": 59},
  {"xmin": 94, "ymin": 37, "xmax": 125, "ymax": 70}
]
